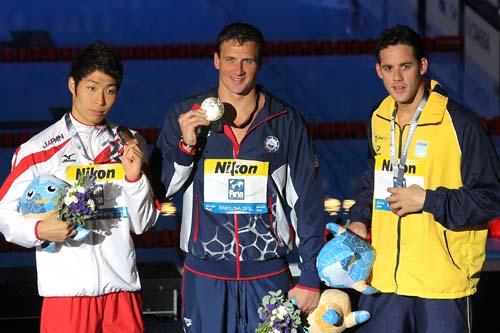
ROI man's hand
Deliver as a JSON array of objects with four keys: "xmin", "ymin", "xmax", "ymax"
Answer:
[
  {"xmin": 348, "ymin": 221, "xmax": 368, "ymax": 239},
  {"xmin": 121, "ymin": 137, "xmax": 145, "ymax": 181},
  {"xmin": 386, "ymin": 184, "xmax": 426, "ymax": 217},
  {"xmin": 37, "ymin": 218, "xmax": 76, "ymax": 242},
  {"xmin": 178, "ymin": 107, "xmax": 210, "ymax": 146},
  {"xmin": 288, "ymin": 287, "xmax": 320, "ymax": 314}
]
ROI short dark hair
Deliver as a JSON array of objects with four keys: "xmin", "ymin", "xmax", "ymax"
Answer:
[
  {"xmin": 375, "ymin": 25, "xmax": 425, "ymax": 63},
  {"xmin": 216, "ymin": 22, "xmax": 265, "ymax": 64},
  {"xmin": 70, "ymin": 42, "xmax": 123, "ymax": 89}
]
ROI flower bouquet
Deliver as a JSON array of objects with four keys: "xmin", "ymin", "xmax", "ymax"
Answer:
[
  {"xmin": 18, "ymin": 173, "xmax": 99, "ymax": 252},
  {"xmin": 256, "ymin": 290, "xmax": 301, "ymax": 333}
]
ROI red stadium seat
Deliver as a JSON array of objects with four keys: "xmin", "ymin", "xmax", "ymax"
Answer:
[
  {"xmin": 16, "ymin": 48, "xmax": 28, "ymax": 62},
  {"xmin": 158, "ymin": 229, "xmax": 173, "ymax": 247},
  {"xmin": 161, "ymin": 44, "xmax": 174, "ymax": 59},
  {"xmin": 173, "ymin": 44, "xmax": 188, "ymax": 58},
  {"xmin": 319, "ymin": 40, "xmax": 332, "ymax": 55},
  {"xmin": 333, "ymin": 39, "xmax": 348, "ymax": 55},
  {"xmin": 317, "ymin": 122, "xmax": 334, "ymax": 140},
  {"xmin": 139, "ymin": 230, "xmax": 158, "ymax": 248},
  {"xmin": 0, "ymin": 48, "xmax": 14, "ymax": 62},
  {"xmin": 349, "ymin": 39, "xmax": 363, "ymax": 54},
  {"xmin": 333, "ymin": 121, "xmax": 349, "ymax": 139},
  {"xmin": 57, "ymin": 47, "xmax": 74, "ymax": 61},
  {"xmin": 265, "ymin": 42, "xmax": 276, "ymax": 56},
  {"xmin": 305, "ymin": 40, "xmax": 319, "ymax": 55},
  {"xmin": 146, "ymin": 45, "xmax": 161, "ymax": 59},
  {"xmin": 202, "ymin": 43, "xmax": 216, "ymax": 58},
  {"xmin": 349, "ymin": 121, "xmax": 367, "ymax": 139},
  {"xmin": 132, "ymin": 45, "xmax": 146, "ymax": 59},
  {"xmin": 189, "ymin": 43, "xmax": 203, "ymax": 58}
]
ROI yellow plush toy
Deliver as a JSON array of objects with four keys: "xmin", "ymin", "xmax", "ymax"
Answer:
[{"xmin": 305, "ymin": 289, "xmax": 370, "ymax": 333}]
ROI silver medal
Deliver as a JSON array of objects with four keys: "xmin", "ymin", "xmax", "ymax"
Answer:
[{"xmin": 201, "ymin": 97, "xmax": 224, "ymax": 121}]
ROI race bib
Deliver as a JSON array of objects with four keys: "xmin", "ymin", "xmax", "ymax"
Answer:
[
  {"xmin": 374, "ymin": 157, "xmax": 425, "ymax": 211},
  {"xmin": 65, "ymin": 163, "xmax": 127, "ymax": 219},
  {"xmin": 204, "ymin": 159, "xmax": 269, "ymax": 214}
]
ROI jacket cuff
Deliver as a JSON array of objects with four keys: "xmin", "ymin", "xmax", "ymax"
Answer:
[
  {"xmin": 174, "ymin": 141, "xmax": 196, "ymax": 165},
  {"xmin": 178, "ymin": 140, "xmax": 197, "ymax": 156},
  {"xmin": 423, "ymin": 189, "xmax": 439, "ymax": 214},
  {"xmin": 297, "ymin": 269, "xmax": 321, "ymax": 290},
  {"xmin": 122, "ymin": 173, "xmax": 147, "ymax": 192},
  {"xmin": 125, "ymin": 173, "xmax": 142, "ymax": 183},
  {"xmin": 350, "ymin": 204, "xmax": 372, "ymax": 226},
  {"xmin": 34, "ymin": 220, "xmax": 42, "ymax": 240}
]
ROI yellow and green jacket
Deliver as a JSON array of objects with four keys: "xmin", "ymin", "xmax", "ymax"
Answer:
[{"xmin": 350, "ymin": 80, "xmax": 500, "ymax": 299}]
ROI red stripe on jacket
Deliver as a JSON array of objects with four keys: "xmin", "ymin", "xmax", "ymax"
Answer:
[{"xmin": 0, "ymin": 139, "xmax": 71, "ymax": 201}]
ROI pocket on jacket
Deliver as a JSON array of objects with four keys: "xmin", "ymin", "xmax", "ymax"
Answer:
[{"xmin": 443, "ymin": 230, "xmax": 461, "ymax": 270}]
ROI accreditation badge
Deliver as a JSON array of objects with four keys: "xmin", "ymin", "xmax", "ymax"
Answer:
[
  {"xmin": 373, "ymin": 156, "xmax": 425, "ymax": 211},
  {"xmin": 204, "ymin": 159, "xmax": 269, "ymax": 214}
]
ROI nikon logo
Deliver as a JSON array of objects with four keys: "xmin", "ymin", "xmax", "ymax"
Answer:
[
  {"xmin": 214, "ymin": 161, "xmax": 257, "ymax": 176},
  {"xmin": 76, "ymin": 167, "xmax": 116, "ymax": 180},
  {"xmin": 381, "ymin": 159, "xmax": 416, "ymax": 174}
]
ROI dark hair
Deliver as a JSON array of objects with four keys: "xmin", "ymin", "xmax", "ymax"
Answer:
[
  {"xmin": 375, "ymin": 25, "xmax": 425, "ymax": 63},
  {"xmin": 70, "ymin": 42, "xmax": 123, "ymax": 89},
  {"xmin": 216, "ymin": 22, "xmax": 265, "ymax": 64}
]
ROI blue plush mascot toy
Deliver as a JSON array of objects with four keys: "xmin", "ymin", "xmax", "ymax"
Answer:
[
  {"xmin": 317, "ymin": 223, "xmax": 377, "ymax": 295},
  {"xmin": 18, "ymin": 175, "xmax": 90, "ymax": 252}
]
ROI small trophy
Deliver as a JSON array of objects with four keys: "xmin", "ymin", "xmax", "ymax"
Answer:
[{"xmin": 201, "ymin": 97, "xmax": 224, "ymax": 121}]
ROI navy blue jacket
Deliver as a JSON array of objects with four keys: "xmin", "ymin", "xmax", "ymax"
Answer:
[{"xmin": 157, "ymin": 87, "xmax": 325, "ymax": 289}]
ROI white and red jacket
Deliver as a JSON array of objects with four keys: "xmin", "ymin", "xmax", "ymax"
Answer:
[{"xmin": 0, "ymin": 113, "xmax": 158, "ymax": 297}]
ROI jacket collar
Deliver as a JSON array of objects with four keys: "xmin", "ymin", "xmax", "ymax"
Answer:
[
  {"xmin": 375, "ymin": 80, "xmax": 448, "ymax": 125},
  {"xmin": 206, "ymin": 85, "xmax": 288, "ymax": 128}
]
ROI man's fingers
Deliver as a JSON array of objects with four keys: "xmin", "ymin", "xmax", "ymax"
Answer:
[
  {"xmin": 385, "ymin": 194, "xmax": 399, "ymax": 204},
  {"xmin": 179, "ymin": 110, "xmax": 207, "ymax": 122},
  {"xmin": 124, "ymin": 147, "xmax": 144, "ymax": 160}
]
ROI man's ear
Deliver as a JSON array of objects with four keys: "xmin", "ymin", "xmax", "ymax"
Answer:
[
  {"xmin": 213, "ymin": 52, "xmax": 220, "ymax": 70},
  {"xmin": 375, "ymin": 63, "xmax": 383, "ymax": 79},
  {"xmin": 68, "ymin": 77, "xmax": 76, "ymax": 96},
  {"xmin": 419, "ymin": 57, "xmax": 429, "ymax": 76}
]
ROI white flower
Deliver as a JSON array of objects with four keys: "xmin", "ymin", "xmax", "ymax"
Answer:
[
  {"xmin": 271, "ymin": 305, "xmax": 287, "ymax": 321},
  {"xmin": 76, "ymin": 186, "xmax": 86, "ymax": 193},
  {"xmin": 64, "ymin": 195, "xmax": 78, "ymax": 206},
  {"xmin": 87, "ymin": 199, "xmax": 95, "ymax": 211}
]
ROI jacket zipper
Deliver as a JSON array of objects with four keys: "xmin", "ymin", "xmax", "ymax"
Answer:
[
  {"xmin": 393, "ymin": 123, "xmax": 406, "ymax": 292},
  {"xmin": 224, "ymin": 125, "xmax": 242, "ymax": 278},
  {"xmin": 223, "ymin": 110, "xmax": 288, "ymax": 279},
  {"xmin": 193, "ymin": 193, "xmax": 199, "ymax": 242}
]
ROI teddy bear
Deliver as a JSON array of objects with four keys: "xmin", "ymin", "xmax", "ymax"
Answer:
[{"xmin": 305, "ymin": 288, "xmax": 370, "ymax": 333}]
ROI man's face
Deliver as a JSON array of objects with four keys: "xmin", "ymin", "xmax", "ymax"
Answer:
[
  {"xmin": 375, "ymin": 44, "xmax": 428, "ymax": 106},
  {"xmin": 68, "ymin": 70, "xmax": 118, "ymax": 125},
  {"xmin": 214, "ymin": 40, "xmax": 259, "ymax": 96}
]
